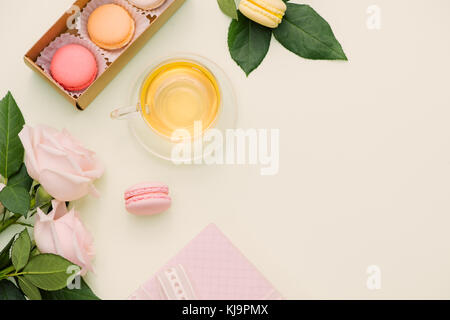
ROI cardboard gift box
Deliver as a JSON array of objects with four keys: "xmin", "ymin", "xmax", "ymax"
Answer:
[{"xmin": 24, "ymin": 0, "xmax": 185, "ymax": 110}]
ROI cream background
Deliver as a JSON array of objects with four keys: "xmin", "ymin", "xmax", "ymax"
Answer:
[{"xmin": 1, "ymin": 0, "xmax": 450, "ymax": 299}]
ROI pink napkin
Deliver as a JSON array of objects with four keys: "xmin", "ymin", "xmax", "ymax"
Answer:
[{"xmin": 129, "ymin": 224, "xmax": 282, "ymax": 300}]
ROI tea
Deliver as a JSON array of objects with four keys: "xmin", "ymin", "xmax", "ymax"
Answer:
[{"xmin": 140, "ymin": 60, "xmax": 221, "ymax": 138}]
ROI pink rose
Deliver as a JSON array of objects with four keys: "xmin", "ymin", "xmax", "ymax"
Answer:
[
  {"xmin": 18, "ymin": 125, "xmax": 104, "ymax": 201},
  {"xmin": 34, "ymin": 200, "xmax": 94, "ymax": 275}
]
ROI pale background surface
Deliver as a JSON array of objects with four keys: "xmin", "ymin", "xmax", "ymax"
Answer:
[{"xmin": 1, "ymin": 0, "xmax": 450, "ymax": 299}]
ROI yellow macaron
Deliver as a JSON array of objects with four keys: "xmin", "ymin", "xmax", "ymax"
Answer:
[
  {"xmin": 239, "ymin": 0, "xmax": 287, "ymax": 28},
  {"xmin": 87, "ymin": 4, "xmax": 135, "ymax": 50}
]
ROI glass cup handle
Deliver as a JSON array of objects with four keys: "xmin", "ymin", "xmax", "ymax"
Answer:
[{"xmin": 110, "ymin": 105, "xmax": 140, "ymax": 120}]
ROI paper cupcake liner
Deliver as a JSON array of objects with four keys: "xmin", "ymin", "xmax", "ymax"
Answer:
[
  {"xmin": 127, "ymin": 0, "xmax": 176, "ymax": 16},
  {"xmin": 78, "ymin": 0, "xmax": 150, "ymax": 61},
  {"xmin": 36, "ymin": 33, "xmax": 108, "ymax": 98}
]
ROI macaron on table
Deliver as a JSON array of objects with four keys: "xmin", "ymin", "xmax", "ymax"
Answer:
[{"xmin": 128, "ymin": 0, "xmax": 166, "ymax": 10}]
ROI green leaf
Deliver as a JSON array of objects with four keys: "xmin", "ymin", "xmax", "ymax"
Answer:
[
  {"xmin": 273, "ymin": 4, "xmax": 347, "ymax": 60},
  {"xmin": 23, "ymin": 254, "xmax": 77, "ymax": 291},
  {"xmin": 0, "ymin": 91, "xmax": 25, "ymax": 179},
  {"xmin": 0, "ymin": 236, "xmax": 15, "ymax": 269},
  {"xmin": 8, "ymin": 164, "xmax": 32, "ymax": 191},
  {"xmin": 12, "ymin": 229, "xmax": 31, "ymax": 271},
  {"xmin": 228, "ymin": 12, "xmax": 272, "ymax": 76},
  {"xmin": 0, "ymin": 185, "xmax": 30, "ymax": 216},
  {"xmin": 217, "ymin": 0, "xmax": 238, "ymax": 20},
  {"xmin": 17, "ymin": 276, "xmax": 41, "ymax": 300},
  {"xmin": 0, "ymin": 280, "xmax": 26, "ymax": 300},
  {"xmin": 41, "ymin": 277, "xmax": 100, "ymax": 300}
]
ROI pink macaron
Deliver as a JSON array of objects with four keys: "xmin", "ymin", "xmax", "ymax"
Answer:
[
  {"xmin": 50, "ymin": 44, "xmax": 98, "ymax": 92},
  {"xmin": 124, "ymin": 182, "xmax": 171, "ymax": 216}
]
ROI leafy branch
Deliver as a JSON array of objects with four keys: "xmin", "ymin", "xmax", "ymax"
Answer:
[{"xmin": 0, "ymin": 91, "xmax": 99, "ymax": 300}]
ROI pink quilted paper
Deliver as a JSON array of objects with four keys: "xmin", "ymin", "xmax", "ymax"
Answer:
[{"xmin": 129, "ymin": 224, "xmax": 282, "ymax": 300}]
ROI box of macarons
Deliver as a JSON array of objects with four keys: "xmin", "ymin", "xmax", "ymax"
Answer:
[{"xmin": 24, "ymin": 0, "xmax": 185, "ymax": 110}]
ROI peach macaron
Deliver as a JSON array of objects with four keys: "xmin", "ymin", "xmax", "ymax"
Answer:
[
  {"xmin": 124, "ymin": 182, "xmax": 172, "ymax": 216},
  {"xmin": 50, "ymin": 44, "xmax": 98, "ymax": 91},
  {"xmin": 87, "ymin": 4, "xmax": 135, "ymax": 50}
]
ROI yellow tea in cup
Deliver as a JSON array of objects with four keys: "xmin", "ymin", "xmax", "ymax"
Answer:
[{"xmin": 140, "ymin": 60, "xmax": 221, "ymax": 139}]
